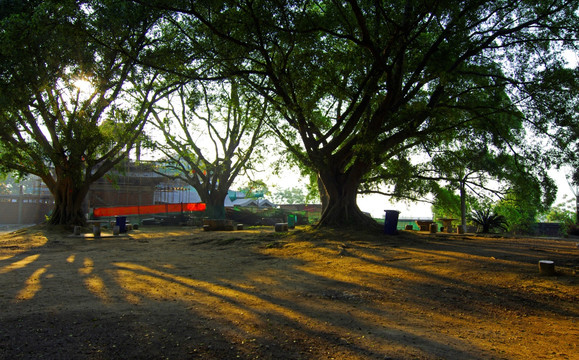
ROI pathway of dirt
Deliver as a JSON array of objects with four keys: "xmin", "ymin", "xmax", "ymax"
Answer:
[{"xmin": 0, "ymin": 225, "xmax": 577, "ymax": 359}]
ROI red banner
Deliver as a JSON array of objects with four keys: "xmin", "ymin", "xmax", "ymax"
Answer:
[{"xmin": 93, "ymin": 203, "xmax": 206, "ymax": 217}]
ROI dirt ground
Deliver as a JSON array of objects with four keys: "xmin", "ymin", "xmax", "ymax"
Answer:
[{"xmin": 0, "ymin": 224, "xmax": 577, "ymax": 360}]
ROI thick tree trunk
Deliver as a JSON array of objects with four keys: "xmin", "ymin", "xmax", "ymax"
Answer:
[
  {"xmin": 48, "ymin": 177, "xmax": 88, "ymax": 226},
  {"xmin": 203, "ymin": 193, "xmax": 227, "ymax": 220},
  {"xmin": 316, "ymin": 169, "xmax": 379, "ymax": 229}
]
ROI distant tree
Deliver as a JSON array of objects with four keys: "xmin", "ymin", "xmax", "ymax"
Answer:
[
  {"xmin": 269, "ymin": 152, "xmax": 322, "ymax": 206},
  {"xmin": 240, "ymin": 180, "xmax": 270, "ymax": 200},
  {"xmin": 0, "ymin": 173, "xmax": 40, "ymax": 195},
  {"xmin": 273, "ymin": 187, "xmax": 307, "ymax": 205},
  {"xmin": 0, "ymin": 183, "xmax": 9, "ymax": 195},
  {"xmin": 431, "ymin": 186, "xmax": 463, "ymax": 222},
  {"xmin": 567, "ymin": 178, "xmax": 579, "ymax": 225},
  {"xmin": 494, "ymin": 186, "xmax": 550, "ymax": 235},
  {"xmin": 545, "ymin": 196, "xmax": 576, "ymax": 225},
  {"xmin": 0, "ymin": 173, "xmax": 15, "ymax": 195},
  {"xmin": 0, "ymin": 1, "xmax": 173, "ymax": 225},
  {"xmin": 150, "ymin": 80, "xmax": 268, "ymax": 219},
  {"xmin": 369, "ymin": 143, "xmax": 556, "ymax": 233},
  {"xmin": 545, "ymin": 193, "xmax": 579, "ymax": 235}
]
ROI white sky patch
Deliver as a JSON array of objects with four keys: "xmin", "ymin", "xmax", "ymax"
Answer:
[
  {"xmin": 73, "ymin": 78, "xmax": 94, "ymax": 95},
  {"xmin": 562, "ymin": 49, "xmax": 578, "ymax": 68}
]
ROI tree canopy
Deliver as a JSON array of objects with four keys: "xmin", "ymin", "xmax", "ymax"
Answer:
[
  {"xmin": 0, "ymin": 0, "xmax": 173, "ymax": 225},
  {"xmin": 142, "ymin": 0, "xmax": 578, "ymax": 227},
  {"xmin": 150, "ymin": 80, "xmax": 268, "ymax": 219},
  {"xmin": 2, "ymin": 0, "xmax": 577, "ymax": 229}
]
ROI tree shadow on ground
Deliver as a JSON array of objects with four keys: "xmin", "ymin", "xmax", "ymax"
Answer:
[{"xmin": 0, "ymin": 226, "xmax": 577, "ymax": 359}]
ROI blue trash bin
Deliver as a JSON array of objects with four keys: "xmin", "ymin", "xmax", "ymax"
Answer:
[
  {"xmin": 384, "ymin": 210, "xmax": 400, "ymax": 235},
  {"xmin": 115, "ymin": 216, "xmax": 127, "ymax": 233}
]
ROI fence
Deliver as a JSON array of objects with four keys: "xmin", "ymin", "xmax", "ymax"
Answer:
[{"xmin": 0, "ymin": 195, "xmax": 54, "ymax": 224}]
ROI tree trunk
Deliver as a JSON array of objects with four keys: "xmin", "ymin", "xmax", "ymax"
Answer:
[
  {"xmin": 48, "ymin": 177, "xmax": 88, "ymax": 226},
  {"xmin": 317, "ymin": 174, "xmax": 329, "ymax": 215},
  {"xmin": 316, "ymin": 169, "xmax": 378, "ymax": 229},
  {"xmin": 459, "ymin": 180, "xmax": 467, "ymax": 233},
  {"xmin": 204, "ymin": 193, "xmax": 227, "ymax": 220}
]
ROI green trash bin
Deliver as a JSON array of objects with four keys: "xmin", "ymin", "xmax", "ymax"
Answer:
[{"xmin": 287, "ymin": 214, "xmax": 296, "ymax": 229}]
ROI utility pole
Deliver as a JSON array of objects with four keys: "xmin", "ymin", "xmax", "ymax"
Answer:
[{"xmin": 17, "ymin": 184, "xmax": 23, "ymax": 224}]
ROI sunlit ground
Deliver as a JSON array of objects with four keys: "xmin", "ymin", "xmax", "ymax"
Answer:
[{"xmin": 0, "ymin": 226, "xmax": 577, "ymax": 359}]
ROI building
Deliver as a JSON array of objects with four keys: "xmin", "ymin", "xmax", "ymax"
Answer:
[{"xmin": 0, "ymin": 161, "xmax": 276, "ymax": 224}]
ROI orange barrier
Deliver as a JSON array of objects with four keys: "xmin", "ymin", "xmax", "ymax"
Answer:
[{"xmin": 93, "ymin": 203, "xmax": 206, "ymax": 217}]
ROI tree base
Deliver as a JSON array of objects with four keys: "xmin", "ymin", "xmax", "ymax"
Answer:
[
  {"xmin": 316, "ymin": 206, "xmax": 380, "ymax": 230},
  {"xmin": 202, "ymin": 219, "xmax": 236, "ymax": 231}
]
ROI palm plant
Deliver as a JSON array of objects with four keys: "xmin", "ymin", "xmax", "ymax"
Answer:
[{"xmin": 468, "ymin": 209, "xmax": 508, "ymax": 233}]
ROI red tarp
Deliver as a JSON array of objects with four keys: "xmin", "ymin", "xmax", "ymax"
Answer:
[{"xmin": 93, "ymin": 203, "xmax": 206, "ymax": 217}]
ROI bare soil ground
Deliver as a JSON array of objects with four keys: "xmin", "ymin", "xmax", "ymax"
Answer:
[{"xmin": 0, "ymin": 225, "xmax": 577, "ymax": 360}]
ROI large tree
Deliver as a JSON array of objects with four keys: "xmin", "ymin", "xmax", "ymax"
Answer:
[
  {"xmin": 150, "ymin": 80, "xmax": 268, "ymax": 219},
  {"xmin": 0, "ymin": 0, "xmax": 173, "ymax": 225},
  {"xmin": 143, "ymin": 0, "xmax": 577, "ymax": 228}
]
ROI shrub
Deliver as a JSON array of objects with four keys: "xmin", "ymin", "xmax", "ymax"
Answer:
[{"xmin": 468, "ymin": 209, "xmax": 508, "ymax": 233}]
